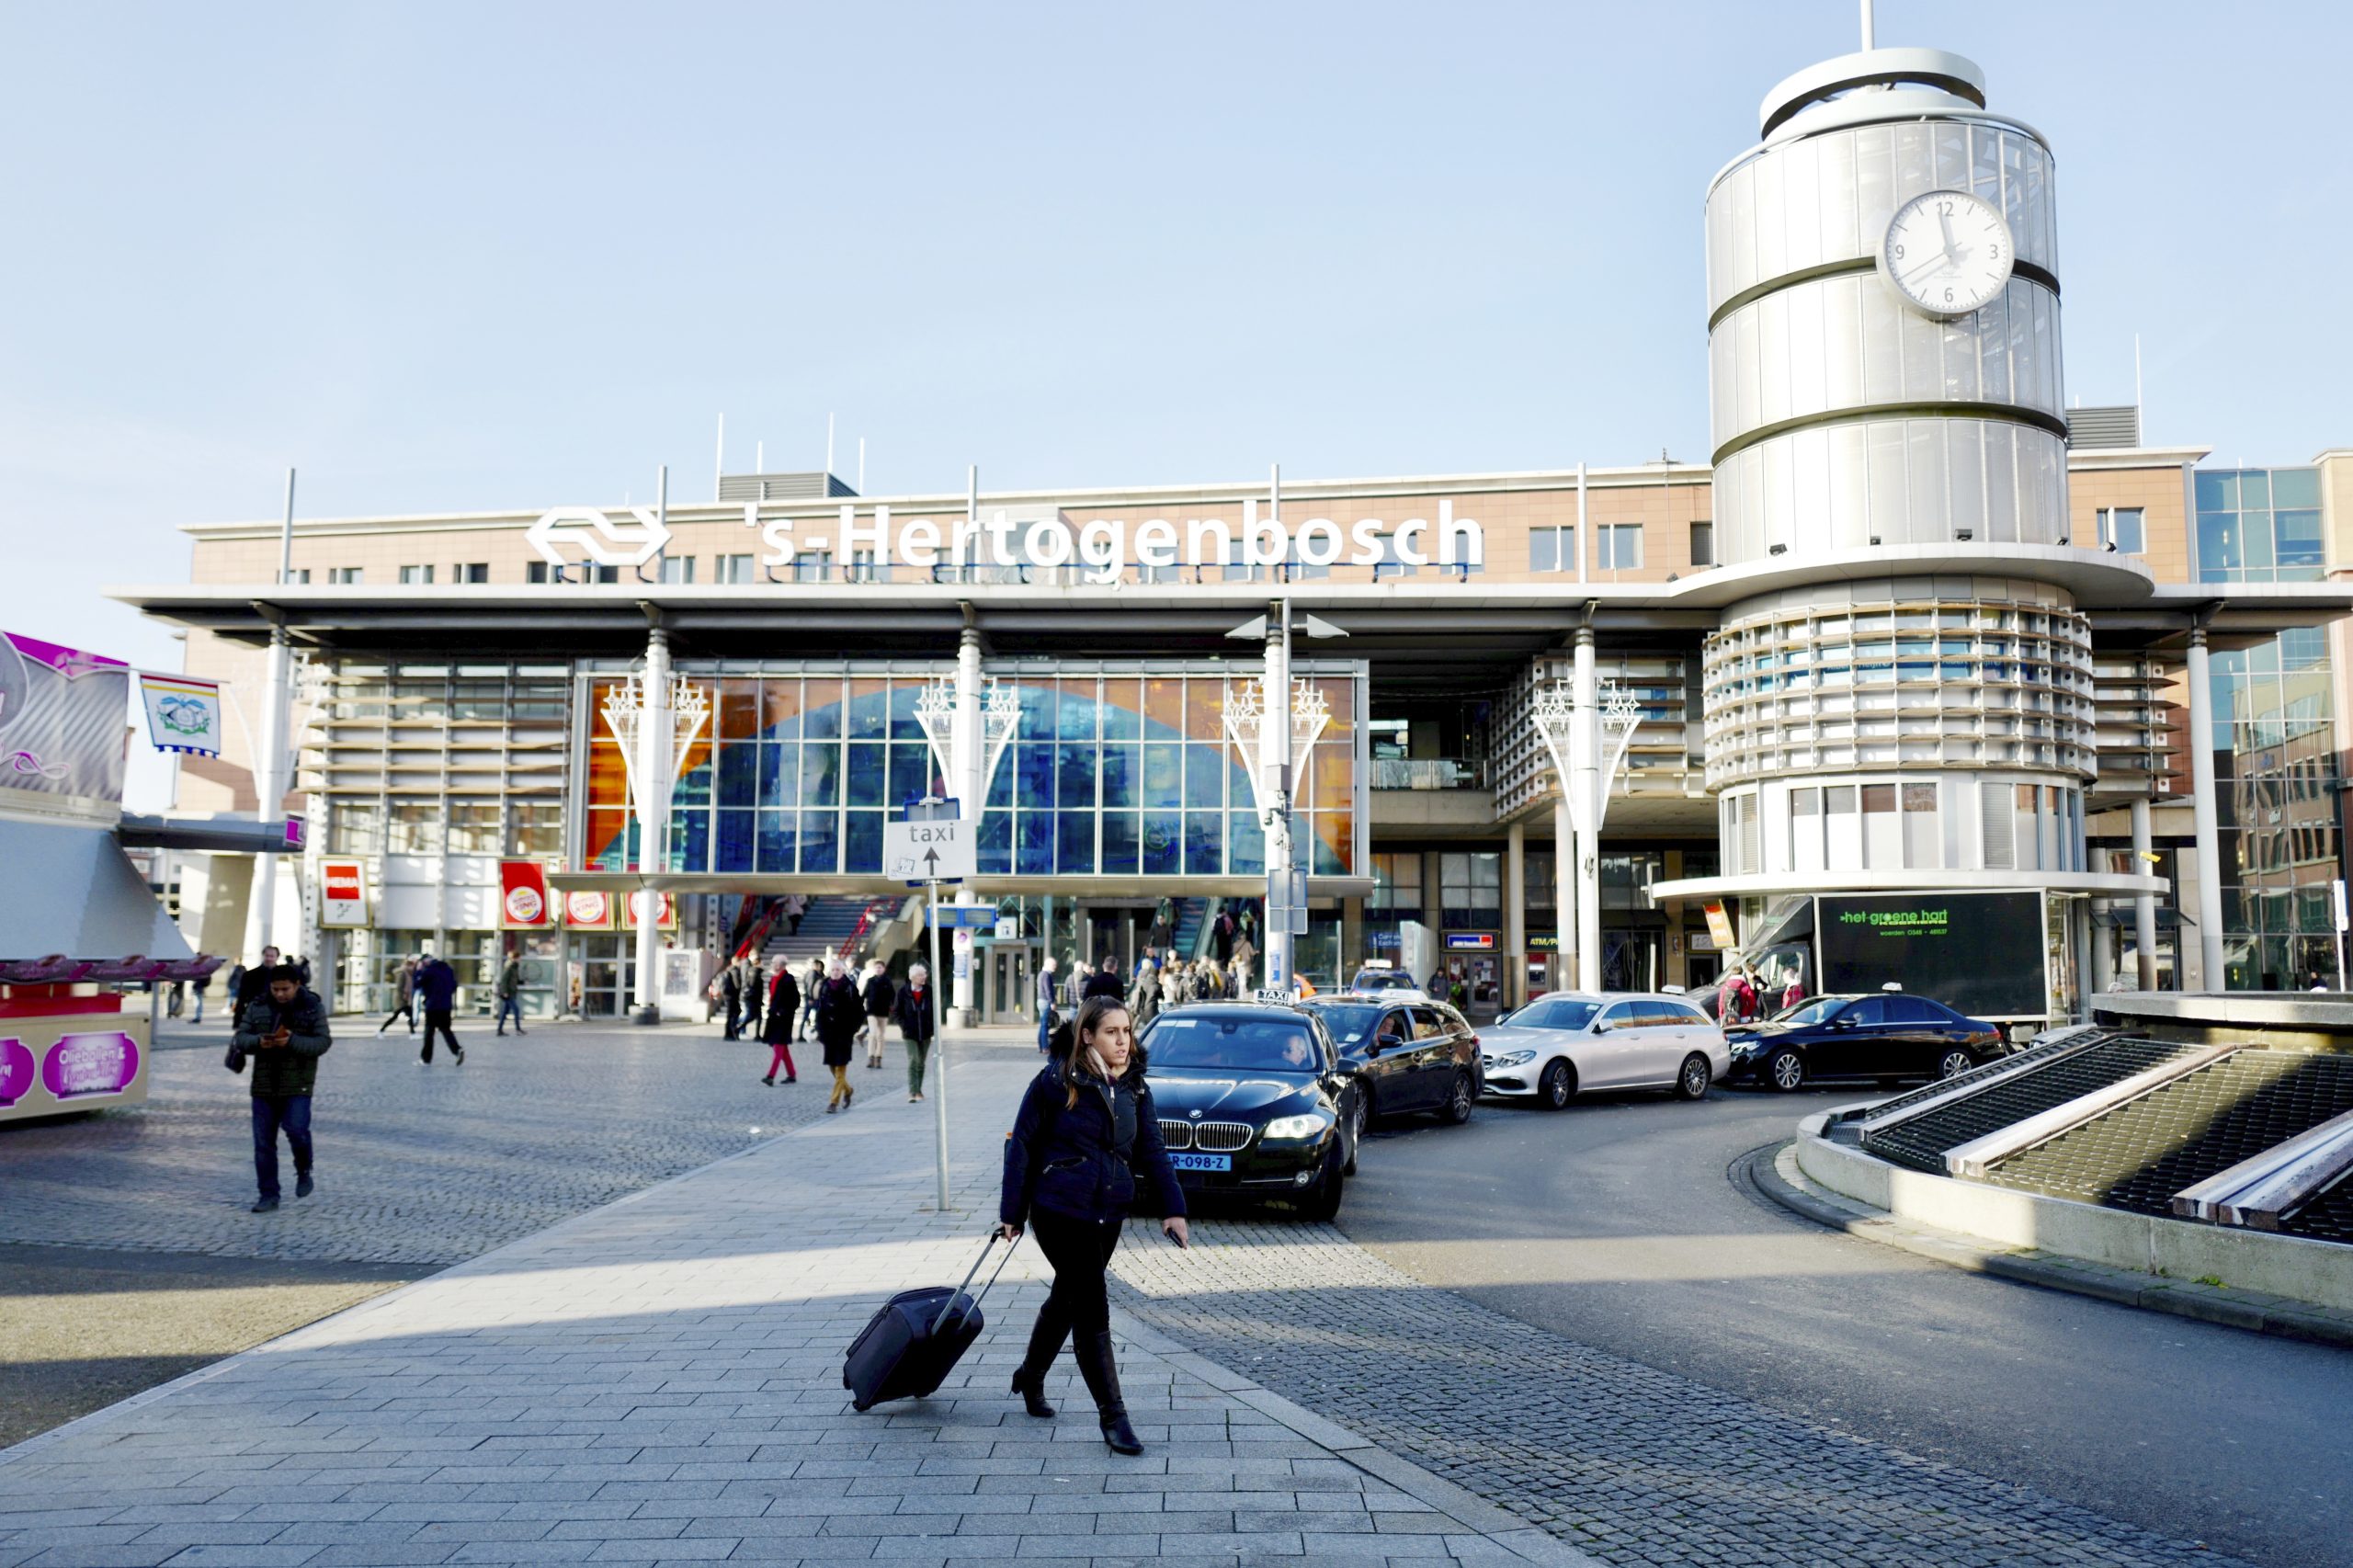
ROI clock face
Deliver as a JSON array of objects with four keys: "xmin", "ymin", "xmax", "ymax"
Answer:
[{"xmin": 1878, "ymin": 189, "xmax": 2015, "ymax": 318}]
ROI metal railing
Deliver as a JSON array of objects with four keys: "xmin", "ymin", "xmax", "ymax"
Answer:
[{"xmin": 1370, "ymin": 757, "xmax": 1489, "ymax": 791}]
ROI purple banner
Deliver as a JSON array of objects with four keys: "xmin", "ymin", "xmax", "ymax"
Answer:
[
  {"xmin": 0, "ymin": 1039, "xmax": 32, "ymax": 1106},
  {"xmin": 41, "ymin": 1031, "xmax": 141, "ymax": 1099}
]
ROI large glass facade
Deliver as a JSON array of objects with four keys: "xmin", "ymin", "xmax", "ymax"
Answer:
[
  {"xmin": 2195, "ymin": 467, "xmax": 2325, "ymax": 584},
  {"xmin": 2206, "ymin": 622, "xmax": 2340, "ymax": 990},
  {"xmin": 577, "ymin": 661, "xmax": 1363, "ymax": 881}
]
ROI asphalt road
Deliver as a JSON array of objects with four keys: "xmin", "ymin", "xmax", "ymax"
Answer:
[{"xmin": 1336, "ymin": 1081, "xmax": 2353, "ymax": 1568}]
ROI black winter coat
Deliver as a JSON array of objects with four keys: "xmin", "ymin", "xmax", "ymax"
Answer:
[
  {"xmin": 814, "ymin": 976, "xmax": 865, "ymax": 1065},
  {"xmin": 894, "ymin": 983, "xmax": 936, "ymax": 1045},
  {"xmin": 1000, "ymin": 1061, "xmax": 1186, "ymax": 1228},
  {"xmin": 761, "ymin": 971, "xmax": 800, "ymax": 1044},
  {"xmin": 861, "ymin": 973, "xmax": 895, "ymax": 1017},
  {"xmin": 1080, "ymin": 970, "xmax": 1124, "ymax": 1003}
]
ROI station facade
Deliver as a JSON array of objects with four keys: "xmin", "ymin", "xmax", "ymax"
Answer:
[{"xmin": 117, "ymin": 39, "xmax": 2353, "ymax": 1023}]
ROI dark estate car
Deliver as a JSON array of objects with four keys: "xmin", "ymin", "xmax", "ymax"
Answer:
[
  {"xmin": 1298, "ymin": 994, "xmax": 1482, "ymax": 1133},
  {"xmin": 1140, "ymin": 1004, "xmax": 1364, "ymax": 1220},
  {"xmin": 1723, "ymin": 992, "xmax": 2004, "ymax": 1092}
]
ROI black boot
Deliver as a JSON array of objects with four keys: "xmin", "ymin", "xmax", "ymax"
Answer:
[
  {"xmin": 1011, "ymin": 1313, "xmax": 1063, "ymax": 1419},
  {"xmin": 1074, "ymin": 1329, "xmax": 1142, "ymax": 1454}
]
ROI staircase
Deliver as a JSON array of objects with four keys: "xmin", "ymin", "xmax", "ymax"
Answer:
[{"xmin": 760, "ymin": 897, "xmax": 886, "ymax": 969}]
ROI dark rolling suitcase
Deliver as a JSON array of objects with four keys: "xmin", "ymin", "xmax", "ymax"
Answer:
[{"xmin": 843, "ymin": 1233, "xmax": 1017, "ymax": 1412}]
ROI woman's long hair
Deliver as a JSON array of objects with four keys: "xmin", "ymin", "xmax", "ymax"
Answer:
[{"xmin": 1051, "ymin": 995, "xmax": 1147, "ymax": 1108}]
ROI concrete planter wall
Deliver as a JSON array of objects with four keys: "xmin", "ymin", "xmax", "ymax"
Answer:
[{"xmin": 1795, "ymin": 1110, "xmax": 2353, "ymax": 1314}]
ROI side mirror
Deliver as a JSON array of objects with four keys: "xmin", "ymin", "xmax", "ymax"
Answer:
[
  {"xmin": 1831, "ymin": 1016, "xmax": 1856, "ymax": 1030},
  {"xmin": 1372, "ymin": 1032, "xmax": 1404, "ymax": 1055}
]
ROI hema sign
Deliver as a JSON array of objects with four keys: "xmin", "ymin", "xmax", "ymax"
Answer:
[{"xmin": 528, "ymin": 499, "xmax": 1485, "ymax": 583}]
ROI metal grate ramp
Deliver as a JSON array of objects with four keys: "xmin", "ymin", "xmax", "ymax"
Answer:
[
  {"xmin": 1856, "ymin": 1028, "xmax": 2119, "ymax": 1131},
  {"xmin": 1987, "ymin": 1051, "xmax": 2353, "ymax": 1220},
  {"xmin": 2280, "ymin": 1170, "xmax": 2353, "ymax": 1244},
  {"xmin": 1860, "ymin": 1037, "xmax": 2201, "ymax": 1174}
]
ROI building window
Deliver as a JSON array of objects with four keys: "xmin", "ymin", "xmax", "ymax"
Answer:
[
  {"xmin": 2097, "ymin": 507, "xmax": 2145, "ymax": 554},
  {"xmin": 287, "ymin": 568, "xmax": 312, "ymax": 584},
  {"xmin": 448, "ymin": 799, "xmax": 501, "ymax": 853},
  {"xmin": 528, "ymin": 561, "xmax": 553, "ymax": 584},
  {"xmin": 654, "ymin": 556, "xmax": 693, "ymax": 584},
  {"xmin": 328, "ymin": 566, "xmax": 363, "ymax": 585},
  {"xmin": 1372, "ymin": 534, "xmax": 1418, "ymax": 582},
  {"xmin": 714, "ymin": 554, "xmax": 756, "ymax": 583},
  {"xmin": 1438, "ymin": 851, "xmax": 1500, "ymax": 929},
  {"xmin": 1529, "ymin": 527, "xmax": 1576, "ymax": 573},
  {"xmin": 453, "ymin": 562, "xmax": 489, "ymax": 584},
  {"xmin": 1597, "ymin": 525, "xmax": 1643, "ymax": 571},
  {"xmin": 792, "ymin": 550, "xmax": 833, "ymax": 583},
  {"xmin": 506, "ymin": 801, "xmax": 564, "ymax": 856},
  {"xmin": 848, "ymin": 550, "xmax": 891, "ymax": 584},
  {"xmin": 399, "ymin": 564, "xmax": 434, "ymax": 585},
  {"xmin": 1688, "ymin": 521, "xmax": 1714, "ymax": 568},
  {"xmin": 387, "ymin": 797, "xmax": 441, "ymax": 853},
  {"xmin": 328, "ymin": 800, "xmax": 381, "ymax": 854},
  {"xmin": 1369, "ymin": 853, "xmax": 1422, "ymax": 920},
  {"xmin": 1902, "ymin": 781, "xmax": 1938, "ymax": 867}
]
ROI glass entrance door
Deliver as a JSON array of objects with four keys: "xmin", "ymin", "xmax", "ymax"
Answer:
[{"xmin": 987, "ymin": 945, "xmax": 1035, "ymax": 1025}]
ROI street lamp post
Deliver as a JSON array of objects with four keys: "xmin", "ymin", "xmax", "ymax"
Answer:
[
  {"xmin": 601, "ymin": 638, "xmax": 710, "ymax": 1022},
  {"xmin": 1222, "ymin": 600, "xmax": 1338, "ymax": 994},
  {"xmin": 1530, "ymin": 673, "xmax": 1643, "ymax": 993}
]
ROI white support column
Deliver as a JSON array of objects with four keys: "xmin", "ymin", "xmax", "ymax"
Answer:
[
  {"xmin": 1572, "ymin": 628, "xmax": 1602, "ymax": 993},
  {"xmin": 2185, "ymin": 628, "xmax": 2225, "ymax": 990},
  {"xmin": 631, "ymin": 626, "xmax": 673, "ymax": 1022},
  {"xmin": 2131, "ymin": 796, "xmax": 2160, "ymax": 990},
  {"xmin": 1260, "ymin": 606, "xmax": 1293, "ymax": 994},
  {"xmin": 950, "ymin": 620, "xmax": 983, "ymax": 1022}
]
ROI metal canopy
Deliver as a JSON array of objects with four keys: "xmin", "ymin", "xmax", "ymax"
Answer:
[{"xmin": 0, "ymin": 819, "xmax": 195, "ymax": 965}]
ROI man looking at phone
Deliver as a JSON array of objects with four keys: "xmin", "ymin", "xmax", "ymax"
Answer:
[{"xmin": 228, "ymin": 962, "xmax": 334, "ymax": 1213}]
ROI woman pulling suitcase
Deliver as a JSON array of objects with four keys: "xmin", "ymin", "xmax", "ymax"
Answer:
[{"xmin": 997, "ymin": 995, "xmax": 1188, "ymax": 1455}]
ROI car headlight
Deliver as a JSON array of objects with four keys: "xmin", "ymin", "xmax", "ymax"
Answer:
[
  {"xmin": 1262, "ymin": 1113, "xmax": 1330, "ymax": 1141},
  {"xmin": 1492, "ymin": 1050, "xmax": 1537, "ymax": 1067}
]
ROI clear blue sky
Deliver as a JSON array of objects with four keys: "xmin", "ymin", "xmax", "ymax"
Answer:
[{"xmin": 3, "ymin": 0, "xmax": 2347, "ymax": 684}]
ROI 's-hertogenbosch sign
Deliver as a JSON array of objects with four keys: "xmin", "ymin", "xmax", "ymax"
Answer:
[{"xmin": 528, "ymin": 500, "xmax": 1486, "ymax": 583}]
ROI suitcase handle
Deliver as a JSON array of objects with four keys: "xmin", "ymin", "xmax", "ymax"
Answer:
[{"xmin": 930, "ymin": 1231, "xmax": 1020, "ymax": 1336}]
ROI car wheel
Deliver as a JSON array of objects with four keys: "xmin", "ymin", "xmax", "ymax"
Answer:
[
  {"xmin": 1767, "ymin": 1048, "xmax": 1805, "ymax": 1093},
  {"xmin": 1675, "ymin": 1052, "xmax": 1711, "ymax": 1101},
  {"xmin": 1343, "ymin": 1094, "xmax": 1366, "ymax": 1176},
  {"xmin": 1538, "ymin": 1059, "xmax": 1575, "ymax": 1110},
  {"xmin": 1438, "ymin": 1071, "xmax": 1474, "ymax": 1125},
  {"xmin": 1937, "ymin": 1048, "xmax": 1976, "ymax": 1080},
  {"xmin": 1299, "ymin": 1143, "xmax": 1345, "ymax": 1221}
]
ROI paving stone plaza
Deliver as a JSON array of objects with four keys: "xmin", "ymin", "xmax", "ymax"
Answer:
[{"xmin": 0, "ymin": 1026, "xmax": 2270, "ymax": 1567}]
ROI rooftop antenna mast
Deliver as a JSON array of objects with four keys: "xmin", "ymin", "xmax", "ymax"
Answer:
[{"xmin": 1859, "ymin": 0, "xmax": 1874, "ymax": 49}]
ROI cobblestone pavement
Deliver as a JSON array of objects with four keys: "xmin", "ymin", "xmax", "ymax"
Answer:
[
  {"xmin": 0, "ymin": 1017, "xmax": 838, "ymax": 1266},
  {"xmin": 0, "ymin": 1035, "xmax": 1580, "ymax": 1568},
  {"xmin": 1109, "ymin": 1217, "xmax": 2256, "ymax": 1568}
]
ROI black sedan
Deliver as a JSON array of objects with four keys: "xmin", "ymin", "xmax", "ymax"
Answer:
[
  {"xmin": 1723, "ymin": 992, "xmax": 2004, "ymax": 1092},
  {"xmin": 1298, "ymin": 994, "xmax": 1482, "ymax": 1131},
  {"xmin": 1140, "ymin": 1004, "xmax": 1363, "ymax": 1220}
]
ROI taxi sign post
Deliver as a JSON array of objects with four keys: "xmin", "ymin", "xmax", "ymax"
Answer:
[{"xmin": 891, "ymin": 799, "xmax": 965, "ymax": 1210}]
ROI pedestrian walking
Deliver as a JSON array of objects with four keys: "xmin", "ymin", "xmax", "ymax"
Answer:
[
  {"xmin": 1035, "ymin": 957, "xmax": 1059, "ymax": 1054},
  {"xmin": 720, "ymin": 960, "xmax": 745, "ymax": 1040},
  {"xmin": 234, "ymin": 946, "xmax": 281, "ymax": 1013},
  {"xmin": 760, "ymin": 958, "xmax": 800, "ymax": 1085},
  {"xmin": 785, "ymin": 893, "xmax": 806, "ymax": 935},
  {"xmin": 188, "ymin": 967, "xmax": 210, "ymax": 1024},
  {"xmin": 415, "ymin": 950, "xmax": 464, "ymax": 1064},
  {"xmin": 799, "ymin": 957, "xmax": 824, "ymax": 1041},
  {"xmin": 739, "ymin": 956, "xmax": 765, "ymax": 1040},
  {"xmin": 998, "ymin": 995, "xmax": 1188, "ymax": 1455},
  {"xmin": 1082, "ymin": 954, "xmax": 1123, "ymax": 1003},
  {"xmin": 895, "ymin": 962, "xmax": 938, "ymax": 1100},
  {"xmin": 374, "ymin": 957, "xmax": 418, "ymax": 1034},
  {"xmin": 494, "ymin": 949, "xmax": 527, "ymax": 1036},
  {"xmin": 815, "ymin": 958, "xmax": 863, "ymax": 1113},
  {"xmin": 1068, "ymin": 958, "xmax": 1093, "ymax": 1009},
  {"xmin": 860, "ymin": 958, "xmax": 894, "ymax": 1070},
  {"xmin": 1127, "ymin": 958, "xmax": 1160, "ymax": 1029},
  {"xmin": 228, "ymin": 962, "xmax": 332, "ymax": 1214},
  {"xmin": 1211, "ymin": 909, "xmax": 1235, "ymax": 964}
]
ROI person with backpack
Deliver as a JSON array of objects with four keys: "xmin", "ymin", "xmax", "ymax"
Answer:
[
  {"xmin": 860, "ymin": 958, "xmax": 895, "ymax": 1070},
  {"xmin": 997, "ymin": 996, "xmax": 1188, "ymax": 1455},
  {"xmin": 494, "ymin": 950, "xmax": 527, "ymax": 1036}
]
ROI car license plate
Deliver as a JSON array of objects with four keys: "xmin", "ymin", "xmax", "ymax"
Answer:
[{"xmin": 1170, "ymin": 1152, "xmax": 1231, "ymax": 1173}]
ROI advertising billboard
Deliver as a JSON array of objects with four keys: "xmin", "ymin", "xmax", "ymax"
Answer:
[
  {"xmin": 1814, "ymin": 891, "xmax": 2047, "ymax": 1018},
  {"xmin": 0, "ymin": 631, "xmax": 130, "ymax": 822},
  {"xmin": 319, "ymin": 859, "xmax": 369, "ymax": 928}
]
